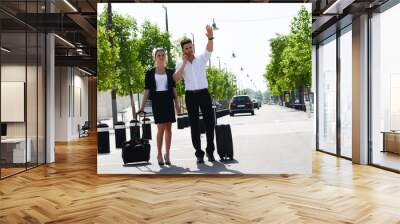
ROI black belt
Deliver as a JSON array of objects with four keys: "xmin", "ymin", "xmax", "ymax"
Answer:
[{"xmin": 186, "ymin": 88, "xmax": 208, "ymax": 94}]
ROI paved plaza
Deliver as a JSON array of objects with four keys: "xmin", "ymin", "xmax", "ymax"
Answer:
[{"xmin": 97, "ymin": 105, "xmax": 313, "ymax": 174}]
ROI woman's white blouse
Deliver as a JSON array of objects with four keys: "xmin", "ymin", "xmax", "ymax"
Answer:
[{"xmin": 155, "ymin": 73, "xmax": 168, "ymax": 91}]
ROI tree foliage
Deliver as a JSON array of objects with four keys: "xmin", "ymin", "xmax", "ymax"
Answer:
[
  {"xmin": 97, "ymin": 9, "xmax": 144, "ymax": 96},
  {"xmin": 97, "ymin": 25, "xmax": 119, "ymax": 92},
  {"xmin": 137, "ymin": 21, "xmax": 175, "ymax": 70},
  {"xmin": 264, "ymin": 6, "xmax": 311, "ymax": 97},
  {"xmin": 207, "ymin": 66, "xmax": 237, "ymax": 100},
  {"xmin": 265, "ymin": 34, "xmax": 289, "ymax": 96}
]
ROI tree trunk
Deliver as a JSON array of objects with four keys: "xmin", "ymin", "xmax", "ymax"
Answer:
[
  {"xmin": 107, "ymin": 4, "xmax": 118, "ymax": 126},
  {"xmin": 299, "ymin": 88, "xmax": 305, "ymax": 111},
  {"xmin": 290, "ymin": 90, "xmax": 295, "ymax": 105},
  {"xmin": 299, "ymin": 88, "xmax": 305, "ymax": 105},
  {"xmin": 130, "ymin": 91, "xmax": 137, "ymax": 120},
  {"xmin": 307, "ymin": 87, "xmax": 313, "ymax": 112},
  {"xmin": 111, "ymin": 89, "xmax": 118, "ymax": 126}
]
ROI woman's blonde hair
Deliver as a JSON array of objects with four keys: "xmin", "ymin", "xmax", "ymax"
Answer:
[{"xmin": 153, "ymin": 47, "xmax": 168, "ymax": 67}]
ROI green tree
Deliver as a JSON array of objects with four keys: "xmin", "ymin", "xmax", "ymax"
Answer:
[
  {"xmin": 207, "ymin": 66, "xmax": 237, "ymax": 100},
  {"xmin": 281, "ymin": 6, "xmax": 312, "ymax": 104},
  {"xmin": 224, "ymin": 71, "xmax": 237, "ymax": 100},
  {"xmin": 97, "ymin": 4, "xmax": 118, "ymax": 125},
  {"xmin": 137, "ymin": 21, "xmax": 175, "ymax": 70},
  {"xmin": 98, "ymin": 9, "xmax": 145, "ymax": 118},
  {"xmin": 265, "ymin": 34, "xmax": 289, "ymax": 103},
  {"xmin": 97, "ymin": 25, "xmax": 119, "ymax": 93},
  {"xmin": 264, "ymin": 6, "xmax": 311, "ymax": 106}
]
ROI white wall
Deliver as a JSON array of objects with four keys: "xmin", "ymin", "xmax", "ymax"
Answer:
[
  {"xmin": 97, "ymin": 90, "xmax": 143, "ymax": 122},
  {"xmin": 55, "ymin": 67, "xmax": 89, "ymax": 141},
  {"xmin": 55, "ymin": 66, "xmax": 68, "ymax": 141},
  {"xmin": 72, "ymin": 71, "xmax": 89, "ymax": 138}
]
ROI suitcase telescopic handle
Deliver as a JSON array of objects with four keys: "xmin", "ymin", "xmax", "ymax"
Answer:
[
  {"xmin": 136, "ymin": 110, "xmax": 147, "ymax": 124},
  {"xmin": 141, "ymin": 111, "xmax": 148, "ymax": 124}
]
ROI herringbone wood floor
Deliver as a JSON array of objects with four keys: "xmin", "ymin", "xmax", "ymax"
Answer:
[{"xmin": 1, "ymin": 135, "xmax": 400, "ymax": 224}]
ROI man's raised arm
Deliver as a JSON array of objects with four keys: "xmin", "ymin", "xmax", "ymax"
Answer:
[{"xmin": 205, "ymin": 24, "xmax": 214, "ymax": 52}]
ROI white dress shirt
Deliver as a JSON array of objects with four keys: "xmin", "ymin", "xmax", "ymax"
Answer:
[
  {"xmin": 175, "ymin": 50, "xmax": 211, "ymax": 91},
  {"xmin": 155, "ymin": 73, "xmax": 168, "ymax": 91}
]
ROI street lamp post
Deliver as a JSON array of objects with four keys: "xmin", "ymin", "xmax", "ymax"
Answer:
[
  {"xmin": 162, "ymin": 4, "xmax": 172, "ymax": 69},
  {"xmin": 191, "ymin": 33, "xmax": 195, "ymax": 48},
  {"xmin": 162, "ymin": 4, "xmax": 168, "ymax": 32}
]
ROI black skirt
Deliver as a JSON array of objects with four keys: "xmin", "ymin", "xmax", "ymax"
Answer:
[{"xmin": 151, "ymin": 91, "xmax": 176, "ymax": 124}]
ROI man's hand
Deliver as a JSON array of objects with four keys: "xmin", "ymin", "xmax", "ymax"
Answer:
[
  {"xmin": 206, "ymin": 24, "xmax": 213, "ymax": 39},
  {"xmin": 173, "ymin": 55, "xmax": 187, "ymax": 82},
  {"xmin": 182, "ymin": 54, "xmax": 189, "ymax": 65}
]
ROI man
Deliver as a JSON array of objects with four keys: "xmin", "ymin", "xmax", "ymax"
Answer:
[{"xmin": 173, "ymin": 25, "xmax": 215, "ymax": 163}]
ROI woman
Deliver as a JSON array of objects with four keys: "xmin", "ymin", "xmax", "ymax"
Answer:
[{"xmin": 139, "ymin": 48, "xmax": 180, "ymax": 166}]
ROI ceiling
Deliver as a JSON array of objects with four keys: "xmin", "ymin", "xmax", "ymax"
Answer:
[
  {"xmin": 1, "ymin": 0, "xmax": 396, "ymax": 74},
  {"xmin": 311, "ymin": 0, "xmax": 390, "ymax": 43},
  {"xmin": 0, "ymin": 0, "xmax": 97, "ymax": 75}
]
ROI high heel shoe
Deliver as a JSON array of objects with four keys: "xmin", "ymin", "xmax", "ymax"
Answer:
[
  {"xmin": 164, "ymin": 154, "xmax": 171, "ymax": 165},
  {"xmin": 158, "ymin": 155, "xmax": 164, "ymax": 166}
]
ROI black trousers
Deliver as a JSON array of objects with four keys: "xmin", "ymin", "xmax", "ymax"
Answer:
[{"xmin": 185, "ymin": 89, "xmax": 215, "ymax": 158}]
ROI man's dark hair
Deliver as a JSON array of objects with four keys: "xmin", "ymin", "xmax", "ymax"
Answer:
[{"xmin": 180, "ymin": 38, "xmax": 192, "ymax": 49}]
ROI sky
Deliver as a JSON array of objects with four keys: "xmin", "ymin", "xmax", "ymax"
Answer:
[{"xmin": 98, "ymin": 3, "xmax": 311, "ymax": 92}]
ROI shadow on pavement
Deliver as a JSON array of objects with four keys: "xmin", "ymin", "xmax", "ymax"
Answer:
[
  {"xmin": 193, "ymin": 161, "xmax": 243, "ymax": 174},
  {"xmin": 157, "ymin": 164, "xmax": 192, "ymax": 174},
  {"xmin": 139, "ymin": 160, "xmax": 243, "ymax": 174}
]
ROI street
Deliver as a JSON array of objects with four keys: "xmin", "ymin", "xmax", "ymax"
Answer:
[{"xmin": 97, "ymin": 105, "xmax": 313, "ymax": 174}]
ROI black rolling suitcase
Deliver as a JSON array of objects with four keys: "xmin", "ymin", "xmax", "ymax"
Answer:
[
  {"xmin": 177, "ymin": 114, "xmax": 189, "ymax": 129},
  {"xmin": 214, "ymin": 107, "xmax": 234, "ymax": 161},
  {"xmin": 121, "ymin": 139, "xmax": 151, "ymax": 165},
  {"xmin": 121, "ymin": 112, "xmax": 151, "ymax": 165}
]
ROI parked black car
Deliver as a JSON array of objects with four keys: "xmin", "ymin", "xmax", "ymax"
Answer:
[{"xmin": 229, "ymin": 95, "xmax": 254, "ymax": 116}]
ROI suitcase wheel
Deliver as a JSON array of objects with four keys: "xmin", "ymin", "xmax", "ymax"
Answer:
[{"xmin": 229, "ymin": 156, "xmax": 234, "ymax": 161}]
